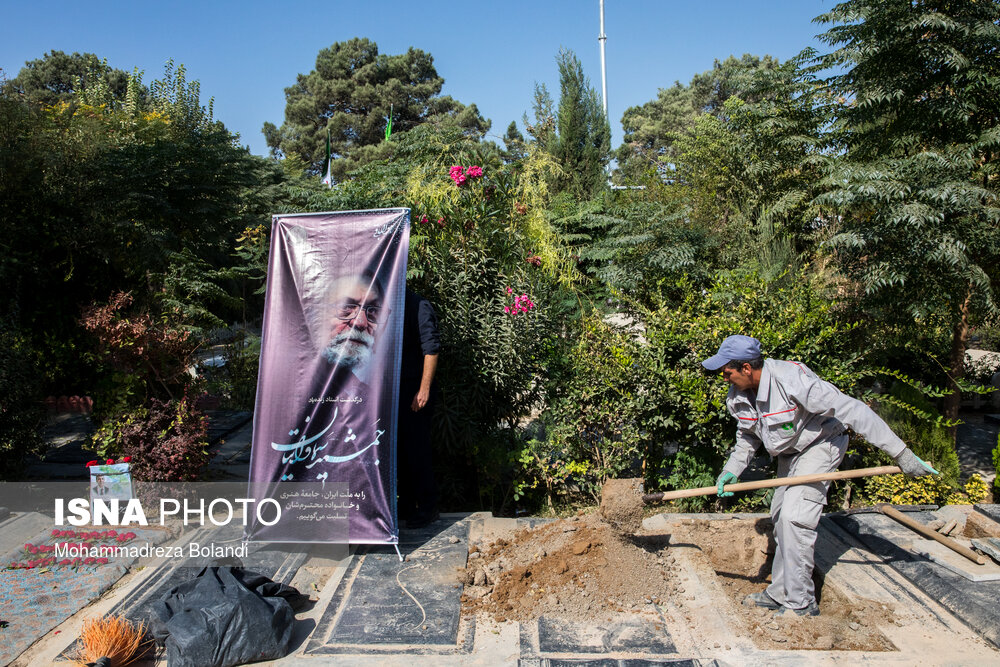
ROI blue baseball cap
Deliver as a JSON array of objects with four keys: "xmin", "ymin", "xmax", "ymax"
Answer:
[{"xmin": 702, "ymin": 335, "xmax": 762, "ymax": 371}]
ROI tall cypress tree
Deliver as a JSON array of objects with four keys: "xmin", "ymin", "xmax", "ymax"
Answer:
[{"xmin": 550, "ymin": 49, "xmax": 611, "ymax": 199}]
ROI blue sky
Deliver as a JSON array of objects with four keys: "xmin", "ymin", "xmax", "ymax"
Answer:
[{"xmin": 2, "ymin": 1, "xmax": 837, "ymax": 156}]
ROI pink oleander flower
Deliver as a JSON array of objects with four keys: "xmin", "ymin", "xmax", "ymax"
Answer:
[
  {"xmin": 466, "ymin": 165, "xmax": 483, "ymax": 178},
  {"xmin": 420, "ymin": 215, "xmax": 428, "ymax": 225},
  {"xmin": 448, "ymin": 165, "xmax": 467, "ymax": 186},
  {"xmin": 506, "ymin": 286, "xmax": 513, "ymax": 294},
  {"xmin": 437, "ymin": 217, "xmax": 446, "ymax": 227},
  {"xmin": 504, "ymin": 306, "xmax": 510, "ymax": 313}
]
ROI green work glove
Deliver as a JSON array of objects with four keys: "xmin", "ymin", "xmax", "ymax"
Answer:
[
  {"xmin": 895, "ymin": 448, "xmax": 939, "ymax": 477},
  {"xmin": 716, "ymin": 471, "xmax": 737, "ymax": 497}
]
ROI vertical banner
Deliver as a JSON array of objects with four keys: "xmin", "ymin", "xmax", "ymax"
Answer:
[{"xmin": 247, "ymin": 209, "xmax": 409, "ymax": 544}]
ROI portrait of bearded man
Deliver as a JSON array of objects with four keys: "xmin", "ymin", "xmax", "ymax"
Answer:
[{"xmin": 321, "ymin": 273, "xmax": 384, "ymax": 374}]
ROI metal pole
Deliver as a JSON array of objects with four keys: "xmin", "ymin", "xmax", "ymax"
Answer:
[{"xmin": 599, "ymin": 0, "xmax": 608, "ymax": 117}]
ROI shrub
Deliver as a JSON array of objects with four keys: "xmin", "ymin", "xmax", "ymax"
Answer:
[
  {"xmin": 864, "ymin": 472, "xmax": 989, "ymax": 506},
  {"xmin": 964, "ymin": 474, "xmax": 990, "ymax": 504},
  {"xmin": 879, "ymin": 413, "xmax": 961, "ymax": 485},
  {"xmin": 90, "ymin": 396, "xmax": 208, "ymax": 482},
  {"xmin": 863, "ymin": 473, "xmax": 954, "ymax": 505},
  {"xmin": 522, "ymin": 267, "xmax": 872, "ymax": 511},
  {"xmin": 199, "ymin": 332, "xmax": 261, "ymax": 411},
  {"xmin": 311, "ymin": 127, "xmax": 575, "ymax": 513},
  {"xmin": 80, "ymin": 291, "xmax": 198, "ymax": 420}
]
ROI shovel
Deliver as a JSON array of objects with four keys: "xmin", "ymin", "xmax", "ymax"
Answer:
[
  {"xmin": 600, "ymin": 465, "xmax": 902, "ymax": 535},
  {"xmin": 641, "ymin": 465, "xmax": 902, "ymax": 503}
]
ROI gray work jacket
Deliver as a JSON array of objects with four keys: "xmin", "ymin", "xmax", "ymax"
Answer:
[{"xmin": 721, "ymin": 359, "xmax": 907, "ymax": 478}]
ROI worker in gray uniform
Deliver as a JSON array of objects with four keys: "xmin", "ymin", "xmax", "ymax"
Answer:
[{"xmin": 702, "ymin": 335, "xmax": 938, "ymax": 616}]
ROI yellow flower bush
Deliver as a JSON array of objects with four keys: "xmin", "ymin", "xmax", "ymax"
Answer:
[
  {"xmin": 964, "ymin": 474, "xmax": 990, "ymax": 504},
  {"xmin": 864, "ymin": 472, "xmax": 990, "ymax": 506},
  {"xmin": 864, "ymin": 472, "xmax": 952, "ymax": 505}
]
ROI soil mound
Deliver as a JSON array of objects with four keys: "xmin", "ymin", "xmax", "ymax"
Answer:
[{"xmin": 462, "ymin": 512, "xmax": 677, "ymax": 622}]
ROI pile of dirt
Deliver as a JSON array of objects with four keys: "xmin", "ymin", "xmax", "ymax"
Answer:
[
  {"xmin": 670, "ymin": 517, "xmax": 896, "ymax": 652},
  {"xmin": 462, "ymin": 512, "xmax": 677, "ymax": 622}
]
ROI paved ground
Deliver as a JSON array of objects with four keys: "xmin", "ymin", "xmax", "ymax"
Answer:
[
  {"xmin": 5, "ymin": 508, "xmax": 1000, "ymax": 666},
  {"xmin": 3, "ymin": 411, "xmax": 1000, "ymax": 665}
]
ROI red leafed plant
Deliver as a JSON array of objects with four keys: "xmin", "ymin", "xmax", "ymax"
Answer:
[
  {"xmin": 80, "ymin": 291, "xmax": 197, "ymax": 404},
  {"xmin": 101, "ymin": 396, "xmax": 209, "ymax": 482}
]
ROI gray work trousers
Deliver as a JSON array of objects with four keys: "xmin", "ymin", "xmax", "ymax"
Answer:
[{"xmin": 765, "ymin": 435, "xmax": 848, "ymax": 610}]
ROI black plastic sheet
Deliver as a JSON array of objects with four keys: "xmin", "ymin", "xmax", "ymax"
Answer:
[{"xmin": 149, "ymin": 566, "xmax": 304, "ymax": 667}]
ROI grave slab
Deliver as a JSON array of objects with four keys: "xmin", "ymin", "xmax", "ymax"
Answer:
[
  {"xmin": 304, "ymin": 517, "xmax": 474, "ymax": 655},
  {"xmin": 0, "ymin": 522, "xmax": 169, "ymax": 666},
  {"xmin": 832, "ymin": 511, "xmax": 1000, "ymax": 648},
  {"xmin": 519, "ymin": 614, "xmax": 677, "ymax": 658},
  {"xmin": 910, "ymin": 539, "xmax": 1000, "ymax": 581},
  {"xmin": 972, "ymin": 537, "xmax": 1000, "ymax": 565},
  {"xmin": 519, "ymin": 660, "xmax": 718, "ymax": 667}
]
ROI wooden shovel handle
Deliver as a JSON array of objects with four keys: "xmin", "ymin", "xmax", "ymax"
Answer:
[
  {"xmin": 642, "ymin": 465, "xmax": 902, "ymax": 503},
  {"xmin": 878, "ymin": 504, "xmax": 987, "ymax": 565}
]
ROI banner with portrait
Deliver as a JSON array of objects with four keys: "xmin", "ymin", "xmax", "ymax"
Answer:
[{"xmin": 247, "ymin": 209, "xmax": 409, "ymax": 544}]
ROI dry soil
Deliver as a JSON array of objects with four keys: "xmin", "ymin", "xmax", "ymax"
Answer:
[
  {"xmin": 669, "ymin": 517, "xmax": 896, "ymax": 651},
  {"xmin": 463, "ymin": 512, "xmax": 899, "ymax": 653},
  {"xmin": 462, "ymin": 512, "xmax": 677, "ymax": 622}
]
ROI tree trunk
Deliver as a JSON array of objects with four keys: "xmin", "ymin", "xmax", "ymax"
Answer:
[{"xmin": 943, "ymin": 286, "xmax": 973, "ymax": 440}]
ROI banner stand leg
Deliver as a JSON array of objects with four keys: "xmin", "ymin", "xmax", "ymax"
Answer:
[{"xmin": 393, "ymin": 543, "xmax": 403, "ymax": 562}]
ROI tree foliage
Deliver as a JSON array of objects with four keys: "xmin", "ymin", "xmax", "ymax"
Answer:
[
  {"xmin": 263, "ymin": 38, "xmax": 489, "ymax": 182},
  {"xmin": 617, "ymin": 54, "xmax": 781, "ymax": 179},
  {"xmin": 519, "ymin": 268, "xmax": 866, "ymax": 508},
  {"xmin": 549, "ymin": 49, "xmax": 611, "ymax": 198},
  {"xmin": 9, "ymin": 50, "xmax": 133, "ymax": 106},
  {"xmin": 815, "ymin": 0, "xmax": 1000, "ymax": 423}
]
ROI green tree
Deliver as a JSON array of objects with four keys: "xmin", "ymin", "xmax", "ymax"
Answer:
[
  {"xmin": 0, "ymin": 60, "xmax": 277, "ymax": 398},
  {"xmin": 617, "ymin": 54, "xmax": 780, "ymax": 182},
  {"xmin": 522, "ymin": 83, "xmax": 557, "ymax": 149},
  {"xmin": 815, "ymin": 0, "xmax": 1000, "ymax": 427},
  {"xmin": 10, "ymin": 50, "xmax": 133, "ymax": 106},
  {"xmin": 263, "ymin": 38, "xmax": 489, "ymax": 182},
  {"xmin": 549, "ymin": 49, "xmax": 611, "ymax": 198},
  {"xmin": 502, "ymin": 121, "xmax": 527, "ymax": 162},
  {"xmin": 587, "ymin": 56, "xmax": 828, "ymax": 304}
]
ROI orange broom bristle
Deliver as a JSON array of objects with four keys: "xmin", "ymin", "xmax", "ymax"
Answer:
[{"xmin": 73, "ymin": 614, "xmax": 153, "ymax": 667}]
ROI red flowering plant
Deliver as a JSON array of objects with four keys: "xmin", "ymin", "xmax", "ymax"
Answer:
[
  {"xmin": 503, "ymin": 287, "xmax": 537, "ymax": 315},
  {"xmin": 82, "ymin": 290, "xmax": 210, "ymax": 482},
  {"xmin": 324, "ymin": 124, "xmax": 573, "ymax": 511}
]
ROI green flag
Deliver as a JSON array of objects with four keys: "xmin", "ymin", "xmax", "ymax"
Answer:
[
  {"xmin": 384, "ymin": 104, "xmax": 393, "ymax": 142},
  {"xmin": 321, "ymin": 129, "xmax": 332, "ymax": 187}
]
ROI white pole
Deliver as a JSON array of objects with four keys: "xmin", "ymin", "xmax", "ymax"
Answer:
[{"xmin": 599, "ymin": 0, "xmax": 608, "ymax": 117}]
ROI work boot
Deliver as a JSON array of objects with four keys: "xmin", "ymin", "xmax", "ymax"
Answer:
[
  {"xmin": 743, "ymin": 591, "xmax": 781, "ymax": 610},
  {"xmin": 774, "ymin": 601, "xmax": 820, "ymax": 617}
]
